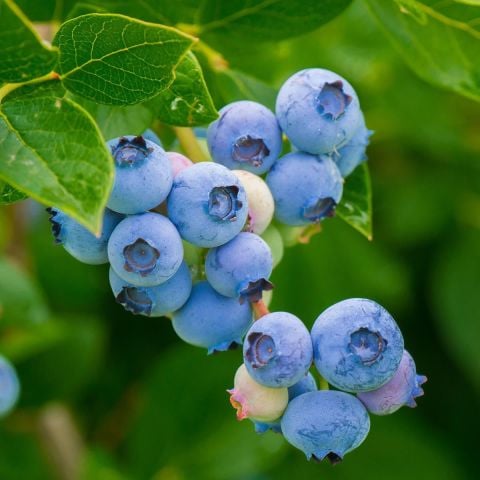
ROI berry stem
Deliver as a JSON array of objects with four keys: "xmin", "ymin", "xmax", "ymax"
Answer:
[
  {"xmin": 298, "ymin": 224, "xmax": 322, "ymax": 244},
  {"xmin": 318, "ymin": 375, "xmax": 330, "ymax": 391},
  {"xmin": 194, "ymin": 41, "xmax": 229, "ymax": 72},
  {"xmin": 252, "ymin": 299, "xmax": 270, "ymax": 320},
  {"xmin": 172, "ymin": 126, "xmax": 209, "ymax": 163}
]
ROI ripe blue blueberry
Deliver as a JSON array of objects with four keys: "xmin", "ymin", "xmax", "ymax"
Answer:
[
  {"xmin": 331, "ymin": 114, "xmax": 373, "ymax": 177},
  {"xmin": 0, "ymin": 355, "xmax": 20, "ymax": 417},
  {"xmin": 109, "ymin": 261, "xmax": 192, "ymax": 317},
  {"xmin": 357, "ymin": 350, "xmax": 427, "ymax": 415},
  {"xmin": 276, "ymin": 68, "xmax": 362, "ymax": 154},
  {"xmin": 281, "ymin": 391, "xmax": 370, "ymax": 464},
  {"xmin": 243, "ymin": 312, "xmax": 313, "ymax": 388},
  {"xmin": 254, "ymin": 372, "xmax": 318, "ymax": 434},
  {"xmin": 266, "ymin": 152, "xmax": 343, "ymax": 226},
  {"xmin": 167, "ymin": 162, "xmax": 248, "ymax": 248},
  {"xmin": 47, "ymin": 207, "xmax": 123, "ymax": 264},
  {"xmin": 107, "ymin": 212, "xmax": 183, "ymax": 287},
  {"xmin": 106, "ymin": 135, "xmax": 173, "ymax": 214},
  {"xmin": 172, "ymin": 281, "xmax": 253, "ymax": 354},
  {"xmin": 205, "ymin": 232, "xmax": 273, "ymax": 303},
  {"xmin": 207, "ymin": 101, "xmax": 282, "ymax": 174},
  {"xmin": 311, "ymin": 298, "xmax": 404, "ymax": 392}
]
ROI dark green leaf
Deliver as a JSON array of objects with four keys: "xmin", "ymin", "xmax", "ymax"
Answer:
[
  {"xmin": 366, "ymin": 0, "xmax": 480, "ymax": 102},
  {"xmin": 337, "ymin": 163, "xmax": 372, "ymax": 240},
  {"xmin": 53, "ymin": 13, "xmax": 195, "ymax": 105},
  {"xmin": 199, "ymin": 0, "xmax": 353, "ymax": 42},
  {"xmin": 72, "ymin": 95, "xmax": 155, "ymax": 140},
  {"xmin": 0, "ymin": 181, "xmax": 28, "ymax": 204},
  {"xmin": 0, "ymin": 257, "xmax": 49, "ymax": 327},
  {"xmin": 214, "ymin": 68, "xmax": 277, "ymax": 110},
  {"xmin": 14, "ymin": 0, "xmax": 79, "ymax": 21},
  {"xmin": 0, "ymin": 81, "xmax": 113, "ymax": 234},
  {"xmin": 0, "ymin": 0, "xmax": 58, "ymax": 83},
  {"xmin": 66, "ymin": 1, "xmax": 169, "ymax": 23},
  {"xmin": 150, "ymin": 52, "xmax": 217, "ymax": 126}
]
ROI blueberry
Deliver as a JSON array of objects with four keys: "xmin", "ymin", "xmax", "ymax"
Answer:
[
  {"xmin": 288, "ymin": 372, "xmax": 318, "ymax": 399},
  {"xmin": 243, "ymin": 312, "xmax": 313, "ymax": 388},
  {"xmin": 331, "ymin": 113, "xmax": 373, "ymax": 177},
  {"xmin": 253, "ymin": 372, "xmax": 318, "ymax": 434},
  {"xmin": 233, "ymin": 170, "xmax": 274, "ymax": 234},
  {"xmin": 276, "ymin": 68, "xmax": 362, "ymax": 154},
  {"xmin": 205, "ymin": 232, "xmax": 273, "ymax": 303},
  {"xmin": 0, "ymin": 355, "xmax": 20, "ymax": 417},
  {"xmin": 108, "ymin": 212, "xmax": 183, "ymax": 287},
  {"xmin": 228, "ymin": 364, "xmax": 288, "ymax": 422},
  {"xmin": 261, "ymin": 224, "xmax": 284, "ymax": 268},
  {"xmin": 172, "ymin": 281, "xmax": 253, "ymax": 354},
  {"xmin": 47, "ymin": 207, "xmax": 123, "ymax": 265},
  {"xmin": 167, "ymin": 162, "xmax": 248, "ymax": 248},
  {"xmin": 109, "ymin": 261, "xmax": 192, "ymax": 317},
  {"xmin": 166, "ymin": 152, "xmax": 193, "ymax": 178},
  {"xmin": 106, "ymin": 135, "xmax": 173, "ymax": 214},
  {"xmin": 207, "ymin": 101, "xmax": 282, "ymax": 174},
  {"xmin": 266, "ymin": 152, "xmax": 343, "ymax": 226},
  {"xmin": 311, "ymin": 298, "xmax": 404, "ymax": 392},
  {"xmin": 281, "ymin": 390, "xmax": 370, "ymax": 463},
  {"xmin": 357, "ymin": 350, "xmax": 427, "ymax": 415}
]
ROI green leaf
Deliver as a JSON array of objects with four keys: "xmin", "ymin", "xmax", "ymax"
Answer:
[
  {"xmin": 366, "ymin": 0, "xmax": 480, "ymax": 102},
  {"xmin": 150, "ymin": 52, "xmax": 218, "ymax": 126},
  {"xmin": 72, "ymin": 95, "xmax": 155, "ymax": 140},
  {"xmin": 14, "ymin": 0, "xmax": 78, "ymax": 22},
  {"xmin": 53, "ymin": 13, "xmax": 195, "ymax": 105},
  {"xmin": 336, "ymin": 163, "xmax": 372, "ymax": 240},
  {"xmin": 214, "ymin": 69, "xmax": 277, "ymax": 110},
  {"xmin": 0, "ymin": 181, "xmax": 28, "ymax": 204},
  {"xmin": 0, "ymin": 81, "xmax": 113, "ymax": 234},
  {"xmin": 0, "ymin": 0, "xmax": 58, "ymax": 83},
  {"xmin": 0, "ymin": 257, "xmax": 49, "ymax": 327},
  {"xmin": 198, "ymin": 0, "xmax": 353, "ymax": 42}
]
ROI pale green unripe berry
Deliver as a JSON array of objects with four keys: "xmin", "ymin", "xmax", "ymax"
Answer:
[
  {"xmin": 228, "ymin": 364, "xmax": 288, "ymax": 422},
  {"xmin": 233, "ymin": 170, "xmax": 274, "ymax": 234},
  {"xmin": 261, "ymin": 224, "xmax": 284, "ymax": 268}
]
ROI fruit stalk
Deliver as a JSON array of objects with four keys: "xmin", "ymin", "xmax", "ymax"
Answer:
[
  {"xmin": 252, "ymin": 299, "xmax": 270, "ymax": 320},
  {"xmin": 172, "ymin": 127, "xmax": 209, "ymax": 163}
]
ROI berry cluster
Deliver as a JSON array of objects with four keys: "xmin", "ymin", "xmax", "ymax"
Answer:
[
  {"xmin": 231, "ymin": 300, "xmax": 426, "ymax": 463},
  {"xmin": 45, "ymin": 68, "xmax": 425, "ymax": 463}
]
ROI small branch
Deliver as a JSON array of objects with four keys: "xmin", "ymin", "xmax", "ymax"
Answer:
[
  {"xmin": 37, "ymin": 404, "xmax": 85, "ymax": 480},
  {"xmin": 194, "ymin": 41, "xmax": 229, "ymax": 72},
  {"xmin": 298, "ymin": 224, "xmax": 322, "ymax": 244},
  {"xmin": 172, "ymin": 126, "xmax": 209, "ymax": 162},
  {"xmin": 252, "ymin": 299, "xmax": 270, "ymax": 320},
  {"xmin": 318, "ymin": 375, "xmax": 330, "ymax": 391}
]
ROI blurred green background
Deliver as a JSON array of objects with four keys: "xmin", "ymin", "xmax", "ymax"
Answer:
[{"xmin": 1, "ymin": 1, "xmax": 479, "ymax": 479}]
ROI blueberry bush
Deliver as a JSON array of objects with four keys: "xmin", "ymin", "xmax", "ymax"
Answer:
[{"xmin": 0, "ymin": 1, "xmax": 479, "ymax": 479}]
